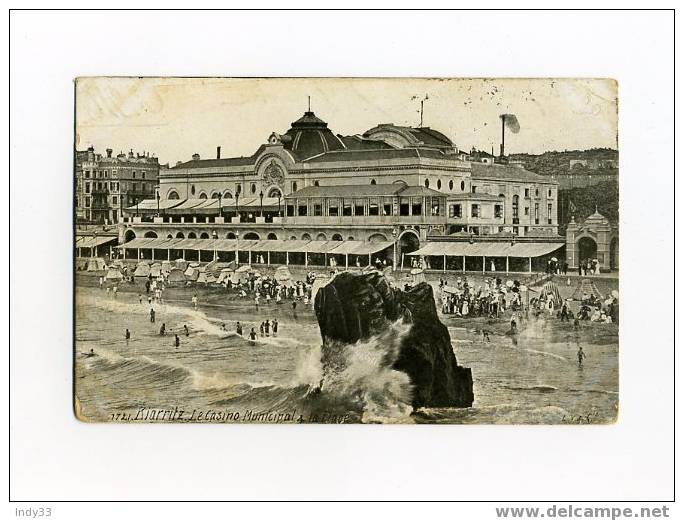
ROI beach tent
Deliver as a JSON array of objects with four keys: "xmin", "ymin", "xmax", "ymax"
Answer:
[
  {"xmin": 104, "ymin": 268, "xmax": 123, "ymax": 281},
  {"xmin": 150, "ymin": 265, "xmax": 162, "ymax": 278},
  {"xmin": 174, "ymin": 259, "xmax": 187, "ymax": 272},
  {"xmin": 274, "ymin": 266, "xmax": 294, "ymax": 287},
  {"xmin": 161, "ymin": 260, "xmax": 172, "ymax": 274},
  {"xmin": 86, "ymin": 258, "xmax": 107, "ymax": 272},
  {"xmin": 310, "ymin": 275, "xmax": 330, "ymax": 304},
  {"xmin": 539, "ymin": 281, "xmax": 562, "ymax": 306},
  {"xmin": 197, "ymin": 272, "xmax": 208, "ymax": 284},
  {"xmin": 166, "ymin": 268, "xmax": 186, "ymax": 286},
  {"xmin": 442, "ymin": 285, "xmax": 461, "ymax": 295},
  {"xmin": 205, "ymin": 273, "xmax": 217, "ymax": 284},
  {"xmin": 184, "ymin": 266, "xmax": 199, "ymax": 281},
  {"xmin": 75, "ymin": 258, "xmax": 89, "ymax": 271},
  {"xmin": 570, "ymin": 278, "xmax": 604, "ymax": 301},
  {"xmin": 134, "ymin": 263, "xmax": 151, "ymax": 279}
]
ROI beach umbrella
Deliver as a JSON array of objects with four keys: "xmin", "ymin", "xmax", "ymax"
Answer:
[{"xmin": 506, "ymin": 280, "xmax": 514, "ymax": 288}]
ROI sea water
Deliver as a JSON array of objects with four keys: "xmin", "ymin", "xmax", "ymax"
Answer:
[{"xmin": 74, "ymin": 285, "xmax": 618, "ymax": 424}]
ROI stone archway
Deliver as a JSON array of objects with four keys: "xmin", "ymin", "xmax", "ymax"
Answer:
[
  {"xmin": 577, "ymin": 236, "xmax": 598, "ymax": 263},
  {"xmin": 398, "ymin": 230, "xmax": 420, "ymax": 258}
]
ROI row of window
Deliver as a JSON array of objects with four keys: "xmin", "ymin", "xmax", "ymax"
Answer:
[
  {"xmin": 83, "ymin": 170, "xmax": 149, "ymax": 180},
  {"xmin": 84, "ymin": 181, "xmax": 151, "ymax": 194},
  {"xmin": 424, "ymin": 178, "xmax": 467, "ymax": 191},
  {"xmin": 448, "ymin": 202, "xmax": 553, "ymax": 222},
  {"xmin": 284, "ymin": 200, "xmax": 443, "ymax": 218}
]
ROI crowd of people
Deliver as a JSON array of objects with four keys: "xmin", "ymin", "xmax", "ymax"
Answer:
[{"xmin": 438, "ymin": 276, "xmax": 524, "ymax": 319}]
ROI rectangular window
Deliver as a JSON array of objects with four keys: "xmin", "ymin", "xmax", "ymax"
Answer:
[
  {"xmin": 85, "ymin": 198, "xmax": 90, "ymax": 207},
  {"xmin": 383, "ymin": 203, "xmax": 393, "ymax": 216},
  {"xmin": 548, "ymin": 189, "xmax": 553, "ymax": 198},
  {"xmin": 534, "ymin": 203, "xmax": 539, "ymax": 224},
  {"xmin": 132, "ymin": 183, "xmax": 138, "ymax": 192},
  {"xmin": 354, "ymin": 203, "xmax": 365, "ymax": 216},
  {"xmin": 513, "ymin": 226, "xmax": 519, "ymax": 235},
  {"xmin": 471, "ymin": 185, "xmax": 477, "ymax": 193},
  {"xmin": 142, "ymin": 172, "xmax": 146, "ymax": 179},
  {"xmin": 85, "ymin": 171, "xmax": 90, "ymax": 178},
  {"xmin": 112, "ymin": 196, "xmax": 118, "ymax": 206},
  {"xmin": 313, "ymin": 204, "xmax": 322, "ymax": 216},
  {"xmin": 286, "ymin": 204, "xmax": 295, "ymax": 217},
  {"xmin": 399, "ymin": 202, "xmax": 410, "ymax": 216},
  {"xmin": 104, "ymin": 171, "xmax": 108, "ymax": 178},
  {"xmin": 524, "ymin": 188, "xmax": 530, "ymax": 198},
  {"xmin": 411, "ymin": 202, "xmax": 422, "ymax": 215},
  {"xmin": 369, "ymin": 203, "xmax": 379, "ymax": 216},
  {"xmin": 494, "ymin": 204, "xmax": 503, "ymax": 218},
  {"xmin": 133, "ymin": 171, "xmax": 137, "ymax": 179},
  {"xmin": 471, "ymin": 204, "xmax": 480, "ymax": 218},
  {"xmin": 454, "ymin": 204, "xmax": 462, "ymax": 218},
  {"xmin": 342, "ymin": 202, "xmax": 352, "ymax": 216},
  {"xmin": 328, "ymin": 204, "xmax": 339, "ymax": 216},
  {"xmin": 85, "ymin": 182, "xmax": 90, "ymax": 193},
  {"xmin": 298, "ymin": 204, "xmax": 307, "ymax": 216},
  {"xmin": 547, "ymin": 203, "xmax": 553, "ymax": 224},
  {"xmin": 524, "ymin": 207, "xmax": 529, "ymax": 216},
  {"xmin": 431, "ymin": 199, "xmax": 440, "ymax": 216}
]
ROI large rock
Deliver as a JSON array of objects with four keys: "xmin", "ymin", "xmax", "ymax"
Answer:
[{"xmin": 314, "ymin": 271, "xmax": 474, "ymax": 408}]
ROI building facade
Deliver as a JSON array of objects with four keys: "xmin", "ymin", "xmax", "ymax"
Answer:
[
  {"xmin": 118, "ymin": 111, "xmax": 562, "ymax": 266},
  {"xmin": 76, "ymin": 146, "xmax": 160, "ymax": 224}
]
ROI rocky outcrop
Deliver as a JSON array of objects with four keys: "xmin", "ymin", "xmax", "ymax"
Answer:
[{"xmin": 314, "ymin": 271, "xmax": 474, "ymax": 408}]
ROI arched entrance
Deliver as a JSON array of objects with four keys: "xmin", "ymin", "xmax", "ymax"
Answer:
[
  {"xmin": 577, "ymin": 236, "xmax": 597, "ymax": 262},
  {"xmin": 124, "ymin": 229, "xmax": 136, "ymax": 242},
  {"xmin": 610, "ymin": 237, "xmax": 619, "ymax": 270},
  {"xmin": 398, "ymin": 230, "xmax": 420, "ymax": 259}
]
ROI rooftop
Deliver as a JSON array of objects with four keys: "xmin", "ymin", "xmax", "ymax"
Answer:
[{"xmin": 286, "ymin": 183, "xmax": 444, "ymax": 199}]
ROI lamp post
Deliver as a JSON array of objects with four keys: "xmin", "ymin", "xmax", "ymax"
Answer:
[
  {"xmin": 259, "ymin": 190, "xmax": 264, "ymax": 218},
  {"xmin": 392, "ymin": 228, "xmax": 398, "ymax": 272},
  {"xmin": 218, "ymin": 192, "xmax": 222, "ymax": 218},
  {"xmin": 156, "ymin": 190, "xmax": 160, "ymax": 217},
  {"xmin": 235, "ymin": 192, "xmax": 240, "ymax": 222}
]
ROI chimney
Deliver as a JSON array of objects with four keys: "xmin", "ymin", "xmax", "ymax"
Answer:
[
  {"xmin": 192, "ymin": 153, "xmax": 200, "ymax": 161},
  {"xmin": 216, "ymin": 146, "xmax": 221, "ymax": 159},
  {"xmin": 106, "ymin": 148, "xmax": 112, "ymax": 158}
]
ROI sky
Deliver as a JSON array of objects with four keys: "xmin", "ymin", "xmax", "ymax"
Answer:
[{"xmin": 75, "ymin": 77, "xmax": 618, "ymax": 166}]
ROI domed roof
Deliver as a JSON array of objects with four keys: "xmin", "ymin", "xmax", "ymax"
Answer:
[
  {"xmin": 583, "ymin": 208, "xmax": 611, "ymax": 226},
  {"xmin": 283, "ymin": 111, "xmax": 345, "ymax": 159}
]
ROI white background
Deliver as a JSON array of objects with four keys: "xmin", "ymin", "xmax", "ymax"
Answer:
[{"xmin": 6, "ymin": 7, "xmax": 676, "ymax": 519}]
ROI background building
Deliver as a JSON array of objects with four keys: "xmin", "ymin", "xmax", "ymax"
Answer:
[{"xmin": 75, "ymin": 146, "xmax": 160, "ymax": 224}]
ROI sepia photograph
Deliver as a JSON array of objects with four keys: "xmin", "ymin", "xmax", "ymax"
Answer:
[{"xmin": 74, "ymin": 77, "xmax": 619, "ymax": 425}]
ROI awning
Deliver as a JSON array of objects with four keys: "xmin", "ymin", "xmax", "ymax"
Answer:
[
  {"xmin": 407, "ymin": 241, "xmax": 563, "ymax": 258},
  {"xmin": 115, "ymin": 238, "xmax": 393, "ymax": 256},
  {"xmin": 75, "ymin": 235, "xmax": 118, "ymax": 249},
  {"xmin": 124, "ymin": 198, "xmax": 185, "ymax": 211}
]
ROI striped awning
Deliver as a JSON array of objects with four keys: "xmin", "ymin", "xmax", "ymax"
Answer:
[
  {"xmin": 407, "ymin": 241, "xmax": 563, "ymax": 258},
  {"xmin": 75, "ymin": 235, "xmax": 118, "ymax": 248}
]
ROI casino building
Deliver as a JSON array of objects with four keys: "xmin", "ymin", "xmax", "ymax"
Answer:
[{"xmin": 117, "ymin": 110, "xmax": 564, "ymax": 272}]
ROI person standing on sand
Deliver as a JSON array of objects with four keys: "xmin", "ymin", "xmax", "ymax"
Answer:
[
  {"xmin": 184, "ymin": 324, "xmax": 189, "ymax": 337},
  {"xmin": 192, "ymin": 294, "xmax": 198, "ymax": 310},
  {"xmin": 264, "ymin": 320, "xmax": 270, "ymax": 337},
  {"xmin": 249, "ymin": 328, "xmax": 257, "ymax": 341},
  {"xmin": 259, "ymin": 322, "xmax": 265, "ymax": 337},
  {"xmin": 236, "ymin": 322, "xmax": 243, "ymax": 336},
  {"xmin": 138, "ymin": 293, "xmax": 143, "ymax": 304},
  {"xmin": 272, "ymin": 319, "xmax": 278, "ymax": 336},
  {"xmin": 150, "ymin": 308, "xmax": 155, "ymax": 323},
  {"xmin": 99, "ymin": 276, "xmax": 104, "ymax": 289},
  {"xmin": 125, "ymin": 329, "xmax": 131, "ymax": 343},
  {"xmin": 174, "ymin": 334, "xmax": 180, "ymax": 348},
  {"xmin": 577, "ymin": 346, "xmax": 586, "ymax": 367}
]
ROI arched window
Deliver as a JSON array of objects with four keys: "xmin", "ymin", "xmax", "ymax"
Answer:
[
  {"xmin": 449, "ymin": 180, "xmax": 454, "ymax": 191},
  {"xmin": 268, "ymin": 187, "xmax": 281, "ymax": 198},
  {"xmin": 167, "ymin": 190, "xmax": 180, "ymax": 200},
  {"xmin": 226, "ymin": 232, "xmax": 236, "ymax": 239},
  {"xmin": 243, "ymin": 232, "xmax": 260, "ymax": 240},
  {"xmin": 175, "ymin": 232, "xmax": 185, "ymax": 238},
  {"xmin": 314, "ymin": 180, "xmax": 320, "ymax": 187},
  {"xmin": 267, "ymin": 232, "xmax": 278, "ymax": 240},
  {"xmin": 292, "ymin": 181, "xmax": 298, "ymax": 192},
  {"xmin": 167, "ymin": 234, "xmax": 173, "ymax": 239},
  {"xmin": 191, "ymin": 185, "xmax": 196, "ymax": 196},
  {"xmin": 316, "ymin": 232, "xmax": 327, "ymax": 241},
  {"xmin": 290, "ymin": 235, "xmax": 297, "ymax": 240},
  {"xmin": 144, "ymin": 231, "xmax": 158, "ymax": 238},
  {"xmin": 211, "ymin": 192, "xmax": 220, "ymax": 199},
  {"xmin": 347, "ymin": 236, "xmax": 354, "ymax": 241},
  {"xmin": 460, "ymin": 180, "xmax": 465, "ymax": 191},
  {"xmin": 188, "ymin": 232, "xmax": 197, "ymax": 239},
  {"xmin": 437, "ymin": 179, "xmax": 442, "ymax": 190},
  {"xmin": 251, "ymin": 183, "xmax": 257, "ymax": 194},
  {"xmin": 223, "ymin": 191, "xmax": 232, "ymax": 199},
  {"xmin": 302, "ymin": 233, "xmax": 312, "ymax": 241},
  {"xmin": 199, "ymin": 232, "xmax": 210, "ymax": 239},
  {"xmin": 424, "ymin": 179, "xmax": 430, "ymax": 188},
  {"xmin": 198, "ymin": 192, "xmax": 208, "ymax": 200},
  {"xmin": 331, "ymin": 233, "xmax": 343, "ymax": 241},
  {"xmin": 370, "ymin": 179, "xmax": 377, "ymax": 185}
]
